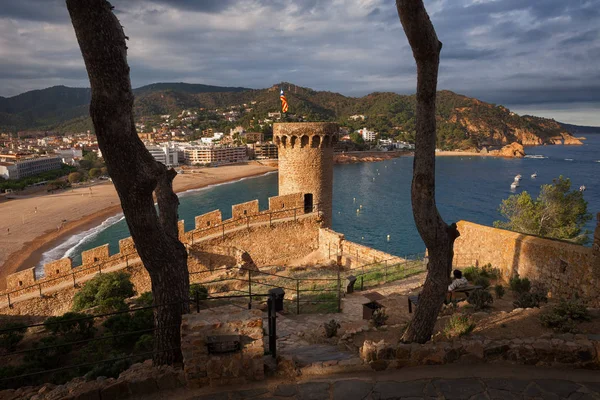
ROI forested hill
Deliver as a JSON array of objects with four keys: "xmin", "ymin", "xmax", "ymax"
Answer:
[{"xmin": 0, "ymin": 82, "xmax": 591, "ymax": 150}]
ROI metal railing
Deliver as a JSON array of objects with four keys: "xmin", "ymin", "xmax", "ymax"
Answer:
[
  {"xmin": 0, "ymin": 291, "xmax": 279, "ymax": 389},
  {"xmin": 190, "ymin": 263, "xmax": 341, "ymax": 315},
  {"xmin": 349, "ymin": 252, "xmax": 427, "ymax": 291}
]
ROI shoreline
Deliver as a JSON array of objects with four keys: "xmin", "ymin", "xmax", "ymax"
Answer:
[{"xmin": 0, "ymin": 164, "xmax": 276, "ymax": 288}]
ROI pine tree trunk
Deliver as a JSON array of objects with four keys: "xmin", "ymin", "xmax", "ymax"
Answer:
[
  {"xmin": 396, "ymin": 0, "xmax": 460, "ymax": 343},
  {"xmin": 66, "ymin": 0, "xmax": 190, "ymax": 365}
]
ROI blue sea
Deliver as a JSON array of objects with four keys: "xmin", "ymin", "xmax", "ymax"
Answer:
[{"xmin": 39, "ymin": 135, "xmax": 600, "ymax": 269}]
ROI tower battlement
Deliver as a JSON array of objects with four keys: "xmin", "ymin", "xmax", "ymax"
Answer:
[{"xmin": 273, "ymin": 122, "xmax": 338, "ymax": 149}]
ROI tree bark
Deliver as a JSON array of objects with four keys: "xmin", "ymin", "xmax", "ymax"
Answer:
[
  {"xmin": 66, "ymin": 0, "xmax": 189, "ymax": 365},
  {"xmin": 396, "ymin": 0, "xmax": 460, "ymax": 343}
]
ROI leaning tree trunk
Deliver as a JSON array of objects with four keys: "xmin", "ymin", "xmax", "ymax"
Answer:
[
  {"xmin": 66, "ymin": 0, "xmax": 189, "ymax": 365},
  {"xmin": 396, "ymin": 0, "xmax": 460, "ymax": 343}
]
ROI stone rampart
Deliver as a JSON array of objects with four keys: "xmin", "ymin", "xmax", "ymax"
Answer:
[
  {"xmin": 3, "ymin": 193, "xmax": 318, "ymax": 295},
  {"xmin": 317, "ymin": 228, "xmax": 402, "ymax": 269},
  {"xmin": 454, "ymin": 220, "xmax": 599, "ymax": 305},
  {"xmin": 81, "ymin": 244, "xmax": 110, "ymax": 265}
]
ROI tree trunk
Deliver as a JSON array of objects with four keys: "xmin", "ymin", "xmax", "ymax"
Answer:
[
  {"xmin": 396, "ymin": 0, "xmax": 460, "ymax": 343},
  {"xmin": 66, "ymin": 0, "xmax": 189, "ymax": 365}
]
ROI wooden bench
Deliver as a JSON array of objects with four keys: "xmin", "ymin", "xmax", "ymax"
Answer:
[{"xmin": 408, "ymin": 285, "xmax": 483, "ymax": 313}]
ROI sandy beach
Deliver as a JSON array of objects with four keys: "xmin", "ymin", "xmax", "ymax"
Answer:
[{"xmin": 0, "ymin": 163, "xmax": 276, "ymax": 288}]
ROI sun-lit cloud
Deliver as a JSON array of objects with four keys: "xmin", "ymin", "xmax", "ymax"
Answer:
[{"xmin": 0, "ymin": 0, "xmax": 599, "ymax": 124}]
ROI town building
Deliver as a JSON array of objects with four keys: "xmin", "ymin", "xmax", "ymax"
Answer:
[
  {"xmin": 253, "ymin": 142, "xmax": 278, "ymax": 159},
  {"xmin": 244, "ymin": 132, "xmax": 263, "ymax": 144},
  {"xmin": 183, "ymin": 146, "xmax": 248, "ymax": 166},
  {"xmin": 0, "ymin": 154, "xmax": 62, "ymax": 180},
  {"xmin": 357, "ymin": 127, "xmax": 377, "ymax": 142},
  {"xmin": 145, "ymin": 144, "xmax": 179, "ymax": 166}
]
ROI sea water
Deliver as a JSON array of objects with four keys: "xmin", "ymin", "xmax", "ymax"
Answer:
[{"xmin": 39, "ymin": 135, "xmax": 600, "ymax": 270}]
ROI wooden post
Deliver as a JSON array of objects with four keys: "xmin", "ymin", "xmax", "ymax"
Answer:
[
  {"xmin": 296, "ymin": 280, "xmax": 300, "ymax": 315},
  {"xmin": 248, "ymin": 270, "xmax": 252, "ymax": 310},
  {"xmin": 337, "ymin": 266, "xmax": 341, "ymax": 312}
]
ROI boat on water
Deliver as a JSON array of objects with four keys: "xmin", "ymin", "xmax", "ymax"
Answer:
[
  {"xmin": 580, "ymin": 185, "xmax": 586, "ymax": 192},
  {"xmin": 511, "ymin": 181, "xmax": 519, "ymax": 190},
  {"xmin": 514, "ymin": 174, "xmax": 522, "ymax": 181},
  {"xmin": 531, "ymin": 172, "xmax": 537, "ymax": 178}
]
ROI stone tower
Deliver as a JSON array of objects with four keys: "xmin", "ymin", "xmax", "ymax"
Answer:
[{"xmin": 274, "ymin": 122, "xmax": 338, "ymax": 227}]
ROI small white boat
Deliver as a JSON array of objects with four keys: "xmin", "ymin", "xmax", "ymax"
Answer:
[
  {"xmin": 580, "ymin": 185, "xmax": 586, "ymax": 192},
  {"xmin": 531, "ymin": 172, "xmax": 537, "ymax": 178},
  {"xmin": 511, "ymin": 182, "xmax": 518, "ymax": 190},
  {"xmin": 514, "ymin": 174, "xmax": 522, "ymax": 181}
]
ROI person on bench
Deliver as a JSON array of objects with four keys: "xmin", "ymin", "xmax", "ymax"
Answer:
[{"xmin": 446, "ymin": 269, "xmax": 468, "ymax": 303}]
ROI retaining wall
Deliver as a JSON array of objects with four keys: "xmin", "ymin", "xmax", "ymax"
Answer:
[{"xmin": 453, "ymin": 220, "xmax": 600, "ymax": 305}]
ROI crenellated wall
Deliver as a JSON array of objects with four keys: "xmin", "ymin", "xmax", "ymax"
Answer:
[
  {"xmin": 453, "ymin": 220, "xmax": 600, "ymax": 305},
  {"xmin": 81, "ymin": 244, "xmax": 109, "ymax": 265},
  {"xmin": 1, "ymin": 192, "xmax": 324, "ymax": 302}
]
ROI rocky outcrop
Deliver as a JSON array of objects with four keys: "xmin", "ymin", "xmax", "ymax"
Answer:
[
  {"xmin": 562, "ymin": 133, "xmax": 584, "ymax": 145},
  {"xmin": 489, "ymin": 142, "xmax": 526, "ymax": 158}
]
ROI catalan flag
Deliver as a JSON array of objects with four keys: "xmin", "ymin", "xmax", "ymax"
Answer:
[{"xmin": 280, "ymin": 89, "xmax": 289, "ymax": 113}]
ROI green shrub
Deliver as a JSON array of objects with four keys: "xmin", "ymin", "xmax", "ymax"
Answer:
[
  {"xmin": 0, "ymin": 322, "xmax": 27, "ymax": 352},
  {"xmin": 540, "ymin": 297, "xmax": 591, "ymax": 333},
  {"xmin": 444, "ymin": 314, "xmax": 475, "ymax": 338},
  {"xmin": 509, "ymin": 275, "xmax": 531, "ymax": 294},
  {"xmin": 494, "ymin": 284, "xmax": 505, "ymax": 299},
  {"xmin": 136, "ymin": 291, "xmax": 154, "ymax": 307},
  {"xmin": 44, "ymin": 312, "xmax": 95, "ymax": 341},
  {"xmin": 77, "ymin": 340, "xmax": 131, "ymax": 381},
  {"xmin": 370, "ymin": 308, "xmax": 389, "ymax": 327},
  {"xmin": 467, "ymin": 289, "xmax": 494, "ymax": 310},
  {"xmin": 473, "ymin": 275, "xmax": 491, "ymax": 289},
  {"xmin": 190, "ymin": 284, "xmax": 208, "ymax": 300},
  {"xmin": 462, "ymin": 266, "xmax": 480, "ymax": 282},
  {"xmin": 134, "ymin": 334, "xmax": 154, "ymax": 353},
  {"xmin": 323, "ymin": 320, "xmax": 340, "ymax": 338},
  {"xmin": 24, "ymin": 336, "xmax": 72, "ymax": 369},
  {"xmin": 513, "ymin": 291, "xmax": 547, "ymax": 309},
  {"xmin": 102, "ymin": 308, "xmax": 154, "ymax": 348},
  {"xmin": 73, "ymin": 272, "xmax": 135, "ymax": 312}
]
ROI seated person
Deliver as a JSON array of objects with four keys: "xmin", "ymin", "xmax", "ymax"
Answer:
[{"xmin": 447, "ymin": 270, "xmax": 468, "ymax": 301}]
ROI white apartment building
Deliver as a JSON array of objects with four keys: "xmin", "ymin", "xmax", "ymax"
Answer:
[
  {"xmin": 0, "ymin": 155, "xmax": 62, "ymax": 180},
  {"xmin": 145, "ymin": 144, "xmax": 179, "ymax": 166},
  {"xmin": 56, "ymin": 148, "xmax": 83, "ymax": 165},
  {"xmin": 184, "ymin": 146, "xmax": 248, "ymax": 166},
  {"xmin": 357, "ymin": 128, "xmax": 377, "ymax": 142}
]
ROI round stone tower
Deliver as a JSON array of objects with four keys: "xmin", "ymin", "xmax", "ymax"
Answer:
[{"xmin": 274, "ymin": 122, "xmax": 338, "ymax": 227}]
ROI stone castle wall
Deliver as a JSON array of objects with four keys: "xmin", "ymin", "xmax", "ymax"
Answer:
[
  {"xmin": 317, "ymin": 228, "xmax": 403, "ymax": 269},
  {"xmin": 2, "ymin": 193, "xmax": 320, "ymax": 297},
  {"xmin": 274, "ymin": 122, "xmax": 338, "ymax": 227},
  {"xmin": 453, "ymin": 220, "xmax": 600, "ymax": 305}
]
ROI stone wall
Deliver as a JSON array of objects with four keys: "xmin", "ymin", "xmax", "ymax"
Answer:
[
  {"xmin": 204, "ymin": 217, "xmax": 321, "ymax": 266},
  {"xmin": 232, "ymin": 200, "xmax": 259, "ymax": 219},
  {"xmin": 195, "ymin": 210, "xmax": 222, "ymax": 230},
  {"xmin": 360, "ymin": 334, "xmax": 600, "ymax": 370},
  {"xmin": 274, "ymin": 122, "xmax": 338, "ymax": 227},
  {"xmin": 119, "ymin": 237, "xmax": 137, "ymax": 255},
  {"xmin": 453, "ymin": 221, "xmax": 599, "ymax": 305},
  {"xmin": 6, "ymin": 268, "xmax": 36, "ymax": 291},
  {"xmin": 43, "ymin": 258, "xmax": 73, "ymax": 278},
  {"xmin": 81, "ymin": 244, "xmax": 110, "ymax": 265},
  {"xmin": 317, "ymin": 228, "xmax": 402, "ymax": 269},
  {"xmin": 181, "ymin": 307, "xmax": 264, "ymax": 388}
]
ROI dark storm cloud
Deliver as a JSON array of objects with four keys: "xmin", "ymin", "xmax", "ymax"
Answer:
[
  {"xmin": 0, "ymin": 0, "xmax": 599, "ymax": 123},
  {"xmin": 0, "ymin": 0, "xmax": 67, "ymax": 22}
]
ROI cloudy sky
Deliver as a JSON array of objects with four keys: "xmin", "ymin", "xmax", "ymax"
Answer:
[{"xmin": 1, "ymin": 0, "xmax": 599, "ymax": 125}]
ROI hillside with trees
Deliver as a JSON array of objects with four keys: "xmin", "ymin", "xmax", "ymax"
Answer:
[{"xmin": 0, "ymin": 82, "xmax": 588, "ymax": 150}]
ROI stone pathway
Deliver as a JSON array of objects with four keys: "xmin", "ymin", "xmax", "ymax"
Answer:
[
  {"xmin": 185, "ymin": 378, "xmax": 600, "ymax": 400},
  {"xmin": 273, "ymin": 272, "xmax": 427, "ymax": 367},
  {"xmin": 144, "ymin": 364, "xmax": 600, "ymax": 400}
]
